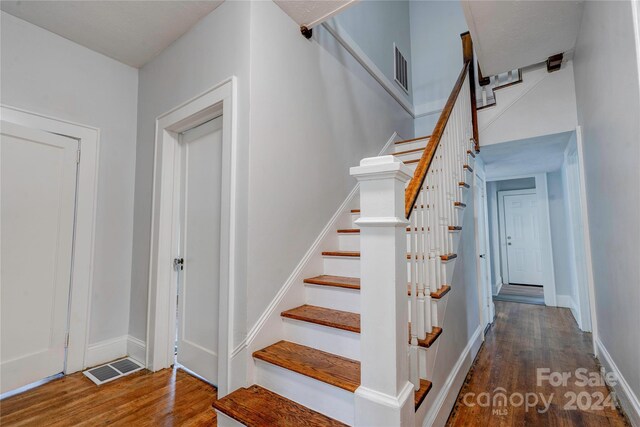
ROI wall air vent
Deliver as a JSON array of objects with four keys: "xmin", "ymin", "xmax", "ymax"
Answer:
[{"xmin": 394, "ymin": 44, "xmax": 409, "ymax": 93}]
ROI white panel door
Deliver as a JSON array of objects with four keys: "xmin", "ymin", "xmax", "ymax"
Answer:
[
  {"xmin": 1, "ymin": 121, "xmax": 78, "ymax": 393},
  {"xmin": 175, "ymin": 117, "xmax": 222, "ymax": 385},
  {"xmin": 504, "ymin": 193, "xmax": 542, "ymax": 285}
]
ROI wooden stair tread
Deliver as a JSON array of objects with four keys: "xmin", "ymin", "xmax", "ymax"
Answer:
[
  {"xmin": 458, "ymin": 182, "xmax": 470, "ymax": 188},
  {"xmin": 454, "ymin": 201, "xmax": 466, "ymax": 208},
  {"xmin": 322, "ymin": 251, "xmax": 360, "ymax": 257},
  {"xmin": 466, "ymin": 149, "xmax": 476, "ymax": 158},
  {"xmin": 304, "ymin": 277, "xmax": 450, "ymax": 299},
  {"xmin": 430, "ymin": 285, "xmax": 451, "ymax": 299},
  {"xmin": 463, "ymin": 164, "xmax": 473, "ymax": 172},
  {"xmin": 303, "ymin": 275, "xmax": 360, "ymax": 290},
  {"xmin": 324, "ymin": 251, "xmax": 456, "ymax": 261},
  {"xmin": 393, "ymin": 147, "xmax": 425, "ymax": 156},
  {"xmin": 350, "ymin": 209, "xmax": 360, "ymax": 213},
  {"xmin": 415, "ymin": 379, "xmax": 433, "ymax": 409},
  {"xmin": 405, "ymin": 158, "xmax": 420, "ymax": 164},
  {"xmin": 253, "ymin": 341, "xmax": 360, "ymax": 392},
  {"xmin": 411, "ymin": 326, "xmax": 443, "ymax": 348},
  {"xmin": 254, "ymin": 342, "xmax": 434, "ymax": 409},
  {"xmin": 337, "ymin": 227, "xmax": 424, "ymax": 233},
  {"xmin": 448, "ymin": 225, "xmax": 462, "ymax": 231},
  {"xmin": 213, "ymin": 385, "xmax": 347, "ymax": 427},
  {"xmin": 282, "ymin": 305, "xmax": 360, "ymax": 333},
  {"xmin": 407, "ymin": 284, "xmax": 452, "ymax": 299},
  {"xmin": 395, "ymin": 135, "xmax": 431, "ymax": 145},
  {"xmin": 279, "ymin": 307, "xmax": 442, "ymax": 349}
]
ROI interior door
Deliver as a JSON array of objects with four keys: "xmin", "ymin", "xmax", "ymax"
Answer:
[
  {"xmin": 175, "ymin": 117, "xmax": 222, "ymax": 385},
  {"xmin": 475, "ymin": 177, "xmax": 492, "ymax": 327},
  {"xmin": 503, "ymin": 193, "xmax": 542, "ymax": 285},
  {"xmin": 1, "ymin": 121, "xmax": 78, "ymax": 393}
]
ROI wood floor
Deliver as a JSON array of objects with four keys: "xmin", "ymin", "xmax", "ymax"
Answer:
[
  {"xmin": 447, "ymin": 301, "xmax": 630, "ymax": 426},
  {"xmin": 0, "ymin": 367, "xmax": 217, "ymax": 426},
  {"xmin": 494, "ymin": 283, "xmax": 545, "ymax": 305}
]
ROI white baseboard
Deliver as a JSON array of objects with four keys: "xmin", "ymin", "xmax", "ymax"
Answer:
[
  {"xmin": 556, "ymin": 295, "xmax": 580, "ymax": 326},
  {"xmin": 85, "ymin": 336, "xmax": 128, "ymax": 368},
  {"xmin": 422, "ymin": 325, "xmax": 483, "ymax": 427},
  {"xmin": 595, "ymin": 338, "xmax": 640, "ymax": 426},
  {"xmin": 126, "ymin": 335, "xmax": 146, "ymax": 365},
  {"xmin": 493, "ymin": 281, "xmax": 503, "ymax": 296}
]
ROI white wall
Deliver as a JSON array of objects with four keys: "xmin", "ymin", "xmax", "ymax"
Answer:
[
  {"xmin": 130, "ymin": 1, "xmax": 251, "ymax": 346},
  {"xmin": 246, "ymin": 0, "xmax": 413, "ymax": 329},
  {"xmin": 573, "ymin": 0, "xmax": 640, "ymax": 416},
  {"xmin": 409, "ymin": 0, "xmax": 468, "ymax": 136},
  {"xmin": 478, "ymin": 62, "xmax": 578, "ymax": 146},
  {"xmin": 0, "ymin": 12, "xmax": 139, "ymax": 346},
  {"xmin": 334, "ymin": 0, "xmax": 412, "ymax": 103}
]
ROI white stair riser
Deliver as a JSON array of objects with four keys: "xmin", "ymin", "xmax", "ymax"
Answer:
[
  {"xmin": 338, "ymin": 233, "xmax": 360, "ymax": 251},
  {"xmin": 406, "ymin": 294, "xmax": 447, "ymax": 327},
  {"xmin": 349, "ymin": 213, "xmax": 360, "ymax": 228},
  {"xmin": 392, "ymin": 140, "xmax": 428, "ymax": 153},
  {"xmin": 324, "ymin": 256, "xmax": 451, "ymax": 278},
  {"xmin": 283, "ymin": 319, "xmax": 360, "ymax": 360},
  {"xmin": 305, "ymin": 284, "xmax": 360, "ymax": 313},
  {"xmin": 323, "ymin": 256, "xmax": 360, "ymax": 277},
  {"xmin": 216, "ymin": 412, "xmax": 244, "ymax": 427},
  {"xmin": 255, "ymin": 360, "xmax": 355, "ymax": 426}
]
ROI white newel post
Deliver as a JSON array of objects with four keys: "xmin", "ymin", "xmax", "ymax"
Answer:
[{"xmin": 350, "ymin": 156, "xmax": 415, "ymax": 427}]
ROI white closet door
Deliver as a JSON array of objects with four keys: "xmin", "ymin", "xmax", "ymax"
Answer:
[
  {"xmin": 176, "ymin": 117, "xmax": 223, "ymax": 385},
  {"xmin": 504, "ymin": 193, "xmax": 542, "ymax": 285},
  {"xmin": 1, "ymin": 121, "xmax": 78, "ymax": 393}
]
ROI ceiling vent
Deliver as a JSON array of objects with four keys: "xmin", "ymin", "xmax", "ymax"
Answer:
[{"xmin": 394, "ymin": 44, "xmax": 409, "ymax": 93}]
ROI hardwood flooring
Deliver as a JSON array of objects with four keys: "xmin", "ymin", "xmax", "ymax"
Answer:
[
  {"xmin": 494, "ymin": 283, "xmax": 545, "ymax": 305},
  {"xmin": 0, "ymin": 367, "xmax": 217, "ymax": 426},
  {"xmin": 447, "ymin": 301, "xmax": 630, "ymax": 426}
]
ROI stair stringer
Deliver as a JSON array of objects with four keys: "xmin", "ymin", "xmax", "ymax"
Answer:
[
  {"xmin": 415, "ymin": 181, "xmax": 484, "ymax": 427},
  {"xmin": 242, "ymin": 132, "xmax": 401, "ymax": 389}
]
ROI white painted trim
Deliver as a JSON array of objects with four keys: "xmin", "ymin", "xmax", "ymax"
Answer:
[
  {"xmin": 422, "ymin": 325, "xmax": 483, "ymax": 427},
  {"xmin": 321, "ymin": 19, "xmax": 415, "ymax": 117},
  {"xmin": 146, "ymin": 77, "xmax": 238, "ymax": 396},
  {"xmin": 0, "ymin": 105, "xmax": 99, "ymax": 374},
  {"xmin": 497, "ymin": 188, "xmax": 536, "ymax": 285},
  {"xmin": 494, "ymin": 281, "xmax": 503, "ymax": 297},
  {"xmin": 126, "ymin": 336, "xmax": 146, "ymax": 365},
  {"xmin": 85, "ymin": 336, "xmax": 128, "ymax": 368},
  {"xmin": 595, "ymin": 338, "xmax": 640, "ymax": 426},
  {"xmin": 535, "ymin": 173, "xmax": 558, "ymax": 307},
  {"xmin": 241, "ymin": 133, "xmax": 400, "ymax": 377},
  {"xmin": 473, "ymin": 168, "xmax": 492, "ymax": 329},
  {"xmin": 575, "ymin": 126, "xmax": 598, "ymax": 353}
]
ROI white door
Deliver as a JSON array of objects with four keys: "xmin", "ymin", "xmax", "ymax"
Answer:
[
  {"xmin": 1, "ymin": 121, "xmax": 78, "ymax": 393},
  {"xmin": 175, "ymin": 117, "xmax": 222, "ymax": 385},
  {"xmin": 474, "ymin": 177, "xmax": 492, "ymax": 327},
  {"xmin": 503, "ymin": 193, "xmax": 542, "ymax": 285}
]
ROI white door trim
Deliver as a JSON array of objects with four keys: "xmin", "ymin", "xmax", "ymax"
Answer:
[
  {"xmin": 146, "ymin": 77, "xmax": 237, "ymax": 396},
  {"xmin": 1, "ymin": 105, "xmax": 100, "ymax": 374},
  {"xmin": 473, "ymin": 166, "xmax": 493, "ymax": 331},
  {"xmin": 574, "ymin": 126, "xmax": 598, "ymax": 353},
  {"xmin": 496, "ymin": 179, "xmax": 557, "ymax": 306}
]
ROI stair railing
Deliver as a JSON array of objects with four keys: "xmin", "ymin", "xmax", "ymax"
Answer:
[{"xmin": 349, "ymin": 33, "xmax": 478, "ymax": 424}]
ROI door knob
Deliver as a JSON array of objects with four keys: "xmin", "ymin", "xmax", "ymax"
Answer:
[
  {"xmin": 174, "ymin": 258, "xmax": 184, "ymax": 271},
  {"xmin": 479, "ymin": 254, "xmax": 485, "ymax": 258}
]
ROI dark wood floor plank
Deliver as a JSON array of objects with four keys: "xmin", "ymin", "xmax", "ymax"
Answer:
[{"xmin": 446, "ymin": 301, "xmax": 630, "ymax": 426}]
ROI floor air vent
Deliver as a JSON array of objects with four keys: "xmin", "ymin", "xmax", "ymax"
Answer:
[{"xmin": 83, "ymin": 357, "xmax": 143, "ymax": 385}]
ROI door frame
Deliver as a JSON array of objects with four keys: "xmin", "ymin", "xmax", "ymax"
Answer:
[
  {"xmin": 473, "ymin": 164, "xmax": 494, "ymax": 330},
  {"xmin": 1, "ymin": 105, "xmax": 100, "ymax": 374},
  {"xmin": 497, "ymin": 188, "xmax": 537, "ymax": 285},
  {"xmin": 495, "ymin": 175, "xmax": 557, "ymax": 306},
  {"xmin": 146, "ymin": 77, "xmax": 238, "ymax": 396}
]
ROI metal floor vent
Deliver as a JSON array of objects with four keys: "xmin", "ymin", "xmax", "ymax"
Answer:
[{"xmin": 83, "ymin": 357, "xmax": 143, "ymax": 385}]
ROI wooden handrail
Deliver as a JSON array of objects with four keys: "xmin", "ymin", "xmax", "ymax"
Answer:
[{"xmin": 404, "ymin": 32, "xmax": 478, "ymax": 219}]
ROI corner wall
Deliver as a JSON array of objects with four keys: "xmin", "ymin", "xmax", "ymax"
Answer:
[
  {"xmin": 572, "ymin": 0, "xmax": 640, "ymax": 420},
  {"xmin": 1, "ymin": 12, "xmax": 139, "ymax": 347}
]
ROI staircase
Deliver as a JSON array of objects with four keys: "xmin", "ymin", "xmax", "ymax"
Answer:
[{"xmin": 214, "ymin": 33, "xmax": 479, "ymax": 427}]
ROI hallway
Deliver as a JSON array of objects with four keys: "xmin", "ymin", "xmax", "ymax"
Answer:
[{"xmin": 447, "ymin": 301, "xmax": 629, "ymax": 426}]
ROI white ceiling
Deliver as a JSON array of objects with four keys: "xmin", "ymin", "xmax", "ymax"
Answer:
[
  {"xmin": 480, "ymin": 131, "xmax": 573, "ymax": 180},
  {"xmin": 273, "ymin": 0, "xmax": 357, "ymax": 28},
  {"xmin": 462, "ymin": 1, "xmax": 584, "ymax": 76},
  {"xmin": 0, "ymin": 1, "xmax": 223, "ymax": 68}
]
